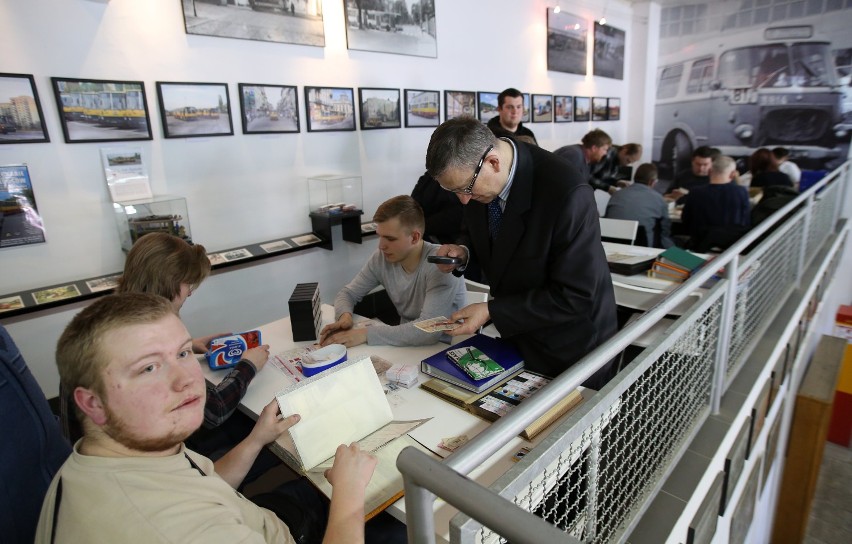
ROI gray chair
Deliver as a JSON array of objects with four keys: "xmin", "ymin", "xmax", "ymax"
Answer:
[{"xmin": 0, "ymin": 325, "xmax": 71, "ymax": 544}]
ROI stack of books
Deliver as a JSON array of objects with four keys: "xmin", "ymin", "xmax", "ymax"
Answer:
[{"xmin": 648, "ymin": 247, "xmax": 707, "ymax": 282}]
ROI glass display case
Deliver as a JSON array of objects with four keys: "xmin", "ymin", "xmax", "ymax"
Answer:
[
  {"xmin": 113, "ymin": 195, "xmax": 192, "ymax": 252},
  {"xmin": 308, "ymin": 174, "xmax": 363, "ymax": 215}
]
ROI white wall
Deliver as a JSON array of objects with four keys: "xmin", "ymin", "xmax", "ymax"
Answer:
[{"xmin": 0, "ymin": 0, "xmax": 635, "ymax": 396}]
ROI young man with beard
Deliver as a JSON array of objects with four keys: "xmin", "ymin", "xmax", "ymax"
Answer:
[
  {"xmin": 486, "ymin": 88, "xmax": 538, "ymax": 145},
  {"xmin": 36, "ymin": 293, "xmax": 382, "ymax": 543}
]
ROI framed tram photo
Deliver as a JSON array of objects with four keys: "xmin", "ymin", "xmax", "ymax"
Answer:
[
  {"xmin": 304, "ymin": 87, "xmax": 356, "ymax": 132},
  {"xmin": 0, "ymin": 73, "xmax": 50, "ymax": 144},
  {"xmin": 156, "ymin": 82, "xmax": 234, "ymax": 139},
  {"xmin": 592, "ymin": 97, "xmax": 609, "ymax": 121},
  {"xmin": 574, "ymin": 96, "xmax": 591, "ymax": 122},
  {"xmin": 444, "ymin": 90, "xmax": 476, "ymax": 121},
  {"xmin": 477, "ymin": 91, "xmax": 499, "ymax": 123},
  {"xmin": 404, "ymin": 89, "xmax": 440, "ymax": 128},
  {"xmin": 238, "ymin": 83, "xmax": 299, "ymax": 134},
  {"xmin": 554, "ymin": 95, "xmax": 573, "ymax": 122},
  {"xmin": 358, "ymin": 87, "xmax": 401, "ymax": 130},
  {"xmin": 51, "ymin": 77, "xmax": 153, "ymax": 143},
  {"xmin": 532, "ymin": 94, "xmax": 553, "ymax": 123}
]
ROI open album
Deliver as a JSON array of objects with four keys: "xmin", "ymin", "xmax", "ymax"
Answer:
[{"xmin": 272, "ymin": 357, "xmax": 430, "ymax": 519}]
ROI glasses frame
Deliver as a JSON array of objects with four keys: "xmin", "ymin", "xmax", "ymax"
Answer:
[{"xmin": 443, "ymin": 144, "xmax": 494, "ymax": 194}]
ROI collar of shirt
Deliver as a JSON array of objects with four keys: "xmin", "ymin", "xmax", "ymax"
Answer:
[{"xmin": 495, "ymin": 137, "xmax": 517, "ymax": 211}]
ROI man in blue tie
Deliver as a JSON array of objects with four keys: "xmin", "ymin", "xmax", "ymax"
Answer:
[{"xmin": 424, "ymin": 117, "xmax": 618, "ymax": 388}]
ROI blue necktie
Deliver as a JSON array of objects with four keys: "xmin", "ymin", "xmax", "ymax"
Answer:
[{"xmin": 488, "ymin": 198, "xmax": 503, "ymax": 239}]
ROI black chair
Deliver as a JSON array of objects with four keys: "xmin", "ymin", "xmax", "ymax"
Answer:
[{"xmin": 0, "ymin": 325, "xmax": 71, "ymax": 544}]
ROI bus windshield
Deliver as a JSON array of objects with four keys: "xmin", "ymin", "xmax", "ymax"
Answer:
[{"xmin": 718, "ymin": 42, "xmax": 835, "ymax": 89}]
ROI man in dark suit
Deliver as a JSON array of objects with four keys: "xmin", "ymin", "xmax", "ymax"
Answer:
[{"xmin": 425, "ymin": 117, "xmax": 618, "ymax": 388}]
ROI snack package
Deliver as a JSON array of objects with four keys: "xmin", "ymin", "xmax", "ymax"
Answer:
[
  {"xmin": 206, "ymin": 330, "xmax": 262, "ymax": 370},
  {"xmin": 446, "ymin": 347, "xmax": 504, "ymax": 380}
]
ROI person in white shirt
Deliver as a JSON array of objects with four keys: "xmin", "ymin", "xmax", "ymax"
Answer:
[{"xmin": 772, "ymin": 147, "xmax": 802, "ymax": 189}]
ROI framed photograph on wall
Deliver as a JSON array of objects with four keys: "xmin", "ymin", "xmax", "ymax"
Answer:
[
  {"xmin": 592, "ymin": 97, "xmax": 608, "ymax": 121},
  {"xmin": 403, "ymin": 89, "xmax": 440, "ymax": 128},
  {"xmin": 304, "ymin": 87, "xmax": 356, "ymax": 132},
  {"xmin": 522, "ymin": 93, "xmax": 531, "ymax": 123},
  {"xmin": 531, "ymin": 94, "xmax": 553, "ymax": 123},
  {"xmin": 477, "ymin": 91, "xmax": 499, "ymax": 123},
  {"xmin": 607, "ymin": 97, "xmax": 621, "ymax": 121},
  {"xmin": 554, "ymin": 95, "xmax": 573, "ymax": 122},
  {"xmin": 593, "ymin": 22, "xmax": 626, "ymax": 80},
  {"xmin": 343, "ymin": 0, "xmax": 437, "ymax": 58},
  {"xmin": 0, "ymin": 73, "xmax": 49, "ymax": 144},
  {"xmin": 444, "ymin": 90, "xmax": 475, "ymax": 121},
  {"xmin": 51, "ymin": 77, "xmax": 152, "ymax": 143},
  {"xmin": 358, "ymin": 87, "xmax": 400, "ymax": 130},
  {"xmin": 181, "ymin": 0, "xmax": 324, "ymax": 48},
  {"xmin": 238, "ymin": 84, "xmax": 299, "ymax": 134},
  {"xmin": 547, "ymin": 9, "xmax": 587, "ymax": 75},
  {"xmin": 156, "ymin": 82, "xmax": 233, "ymax": 139},
  {"xmin": 574, "ymin": 96, "xmax": 591, "ymax": 122}
]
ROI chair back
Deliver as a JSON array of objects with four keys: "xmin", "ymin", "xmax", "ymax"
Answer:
[
  {"xmin": 0, "ymin": 325, "xmax": 71, "ymax": 544},
  {"xmin": 600, "ymin": 217, "xmax": 639, "ymax": 245}
]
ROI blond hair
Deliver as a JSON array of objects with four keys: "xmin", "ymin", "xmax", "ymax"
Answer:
[{"xmin": 117, "ymin": 233, "xmax": 210, "ymax": 302}]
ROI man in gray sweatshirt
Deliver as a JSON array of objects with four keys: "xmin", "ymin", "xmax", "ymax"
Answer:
[{"xmin": 319, "ymin": 195, "xmax": 466, "ymax": 348}]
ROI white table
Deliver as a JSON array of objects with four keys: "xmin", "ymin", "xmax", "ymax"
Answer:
[{"xmin": 202, "ymin": 305, "xmax": 569, "ymax": 542}]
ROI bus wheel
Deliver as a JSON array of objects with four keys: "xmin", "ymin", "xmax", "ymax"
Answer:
[{"xmin": 664, "ymin": 130, "xmax": 692, "ymax": 180}]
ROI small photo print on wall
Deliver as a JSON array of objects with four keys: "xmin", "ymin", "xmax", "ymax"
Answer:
[
  {"xmin": 574, "ymin": 96, "xmax": 591, "ymax": 122},
  {"xmin": 444, "ymin": 90, "xmax": 476, "ymax": 121},
  {"xmin": 0, "ymin": 73, "xmax": 49, "ymax": 144},
  {"xmin": 404, "ymin": 89, "xmax": 440, "ymax": 127},
  {"xmin": 156, "ymin": 82, "xmax": 234, "ymax": 139},
  {"xmin": 547, "ymin": 9, "xmax": 588, "ymax": 75},
  {"xmin": 554, "ymin": 95, "xmax": 573, "ymax": 122},
  {"xmin": 0, "ymin": 164, "xmax": 46, "ymax": 249},
  {"xmin": 607, "ymin": 97, "xmax": 621, "ymax": 121},
  {"xmin": 522, "ymin": 93, "xmax": 531, "ymax": 123},
  {"xmin": 239, "ymin": 84, "xmax": 299, "ymax": 134},
  {"xmin": 592, "ymin": 97, "xmax": 609, "ymax": 121},
  {"xmin": 477, "ymin": 92, "xmax": 499, "ymax": 123},
  {"xmin": 0, "ymin": 295, "xmax": 24, "ymax": 314},
  {"xmin": 358, "ymin": 88, "xmax": 401, "ymax": 130},
  {"xmin": 532, "ymin": 94, "xmax": 553, "ymax": 123},
  {"xmin": 181, "ymin": 0, "xmax": 325, "ymax": 47},
  {"xmin": 51, "ymin": 77, "xmax": 152, "ymax": 143},
  {"xmin": 593, "ymin": 22, "xmax": 625, "ymax": 80},
  {"xmin": 343, "ymin": 0, "xmax": 437, "ymax": 58},
  {"xmin": 305, "ymin": 87, "xmax": 356, "ymax": 132}
]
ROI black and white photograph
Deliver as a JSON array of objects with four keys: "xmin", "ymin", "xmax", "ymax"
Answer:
[
  {"xmin": 343, "ymin": 0, "xmax": 437, "ymax": 58},
  {"xmin": 156, "ymin": 82, "xmax": 233, "ymax": 139},
  {"xmin": 260, "ymin": 239, "xmax": 292, "ymax": 253},
  {"xmin": 51, "ymin": 77, "xmax": 152, "ymax": 143},
  {"xmin": 0, "ymin": 164, "xmax": 46, "ymax": 249},
  {"xmin": 305, "ymin": 87, "xmax": 355, "ymax": 132},
  {"xmin": 444, "ymin": 90, "xmax": 475, "ymax": 121},
  {"xmin": 239, "ymin": 84, "xmax": 299, "ymax": 134},
  {"xmin": 477, "ymin": 92, "xmax": 499, "ymax": 123},
  {"xmin": 593, "ymin": 22, "xmax": 626, "ymax": 79},
  {"xmin": 547, "ymin": 9, "xmax": 587, "ymax": 75},
  {"xmin": 181, "ymin": 0, "xmax": 324, "ymax": 47},
  {"xmin": 729, "ymin": 459, "xmax": 760, "ymax": 544},
  {"xmin": 207, "ymin": 252, "xmax": 227, "ymax": 266},
  {"xmin": 532, "ymin": 94, "xmax": 553, "ymax": 123},
  {"xmin": 222, "ymin": 248, "xmax": 252, "ymax": 262},
  {"xmin": 522, "ymin": 93, "xmax": 531, "ymax": 123},
  {"xmin": 607, "ymin": 97, "xmax": 621, "ymax": 121},
  {"xmin": 592, "ymin": 97, "xmax": 609, "ymax": 121},
  {"xmin": 574, "ymin": 96, "xmax": 591, "ymax": 122},
  {"xmin": 358, "ymin": 88, "xmax": 400, "ymax": 130},
  {"xmin": 554, "ymin": 95, "xmax": 573, "ymax": 122},
  {"xmin": 404, "ymin": 89, "xmax": 439, "ymax": 127},
  {"xmin": 686, "ymin": 472, "xmax": 723, "ymax": 544},
  {"xmin": 293, "ymin": 233, "xmax": 321, "ymax": 246},
  {"xmin": 86, "ymin": 274, "xmax": 121, "ymax": 293},
  {"xmin": 0, "ymin": 73, "xmax": 49, "ymax": 144}
]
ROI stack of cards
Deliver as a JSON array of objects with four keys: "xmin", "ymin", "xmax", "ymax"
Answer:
[
  {"xmin": 446, "ymin": 347, "xmax": 504, "ymax": 380},
  {"xmin": 413, "ymin": 316, "xmax": 459, "ymax": 333},
  {"xmin": 386, "ymin": 363, "xmax": 418, "ymax": 388}
]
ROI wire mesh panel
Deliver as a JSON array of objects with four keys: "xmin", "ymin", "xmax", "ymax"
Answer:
[
  {"xmin": 805, "ymin": 179, "xmax": 840, "ymax": 266},
  {"xmin": 725, "ymin": 215, "xmax": 805, "ymax": 382}
]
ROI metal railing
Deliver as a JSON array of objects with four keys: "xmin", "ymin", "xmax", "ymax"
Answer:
[{"xmin": 398, "ymin": 160, "xmax": 851, "ymax": 544}]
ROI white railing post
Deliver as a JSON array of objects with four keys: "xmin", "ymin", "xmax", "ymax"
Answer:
[{"xmin": 711, "ymin": 255, "xmax": 739, "ymax": 413}]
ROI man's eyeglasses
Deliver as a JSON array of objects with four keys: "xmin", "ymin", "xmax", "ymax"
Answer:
[{"xmin": 442, "ymin": 144, "xmax": 494, "ymax": 195}]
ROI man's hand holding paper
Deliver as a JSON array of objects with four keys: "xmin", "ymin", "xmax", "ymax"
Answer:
[{"xmin": 448, "ymin": 302, "xmax": 490, "ymax": 336}]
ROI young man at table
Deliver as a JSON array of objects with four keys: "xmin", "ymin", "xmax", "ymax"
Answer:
[
  {"xmin": 36, "ymin": 293, "xmax": 385, "ymax": 544},
  {"xmin": 320, "ymin": 195, "xmax": 466, "ymax": 348},
  {"xmin": 425, "ymin": 117, "xmax": 618, "ymax": 389}
]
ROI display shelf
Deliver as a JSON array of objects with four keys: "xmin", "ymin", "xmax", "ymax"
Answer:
[
  {"xmin": 309, "ymin": 209, "xmax": 364, "ymax": 250},
  {"xmin": 0, "ymin": 230, "xmax": 325, "ymax": 320}
]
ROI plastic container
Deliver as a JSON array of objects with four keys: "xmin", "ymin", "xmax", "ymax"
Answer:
[{"xmin": 301, "ymin": 344, "xmax": 347, "ymax": 377}]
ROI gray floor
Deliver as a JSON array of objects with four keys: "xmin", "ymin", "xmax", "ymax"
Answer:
[{"xmin": 804, "ymin": 441, "xmax": 852, "ymax": 543}]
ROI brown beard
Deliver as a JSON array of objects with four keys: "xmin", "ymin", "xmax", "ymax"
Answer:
[{"xmin": 102, "ymin": 406, "xmax": 198, "ymax": 452}]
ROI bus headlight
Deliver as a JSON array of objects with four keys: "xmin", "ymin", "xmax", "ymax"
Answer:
[
  {"xmin": 734, "ymin": 124, "xmax": 754, "ymax": 140},
  {"xmin": 834, "ymin": 124, "xmax": 849, "ymax": 139}
]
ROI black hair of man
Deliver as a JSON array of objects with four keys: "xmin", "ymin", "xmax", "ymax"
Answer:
[
  {"xmin": 633, "ymin": 163, "xmax": 658, "ymax": 186},
  {"xmin": 497, "ymin": 88, "xmax": 522, "ymax": 108},
  {"xmin": 693, "ymin": 146, "xmax": 715, "ymax": 159}
]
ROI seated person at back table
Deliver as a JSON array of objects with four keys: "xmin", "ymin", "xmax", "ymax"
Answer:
[
  {"xmin": 111, "ymin": 232, "xmax": 270, "ymax": 460},
  {"xmin": 411, "ymin": 171, "xmax": 464, "ymax": 245},
  {"xmin": 748, "ymin": 147, "xmax": 793, "ymax": 189},
  {"xmin": 37, "ymin": 292, "xmax": 392, "ymax": 544},
  {"xmin": 590, "ymin": 142, "xmax": 643, "ymax": 193},
  {"xmin": 605, "ymin": 163, "xmax": 674, "ymax": 249},
  {"xmin": 320, "ymin": 195, "xmax": 466, "ymax": 348},
  {"xmin": 682, "ymin": 155, "xmax": 751, "ymax": 246},
  {"xmin": 664, "ymin": 145, "xmax": 715, "ymax": 201}
]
